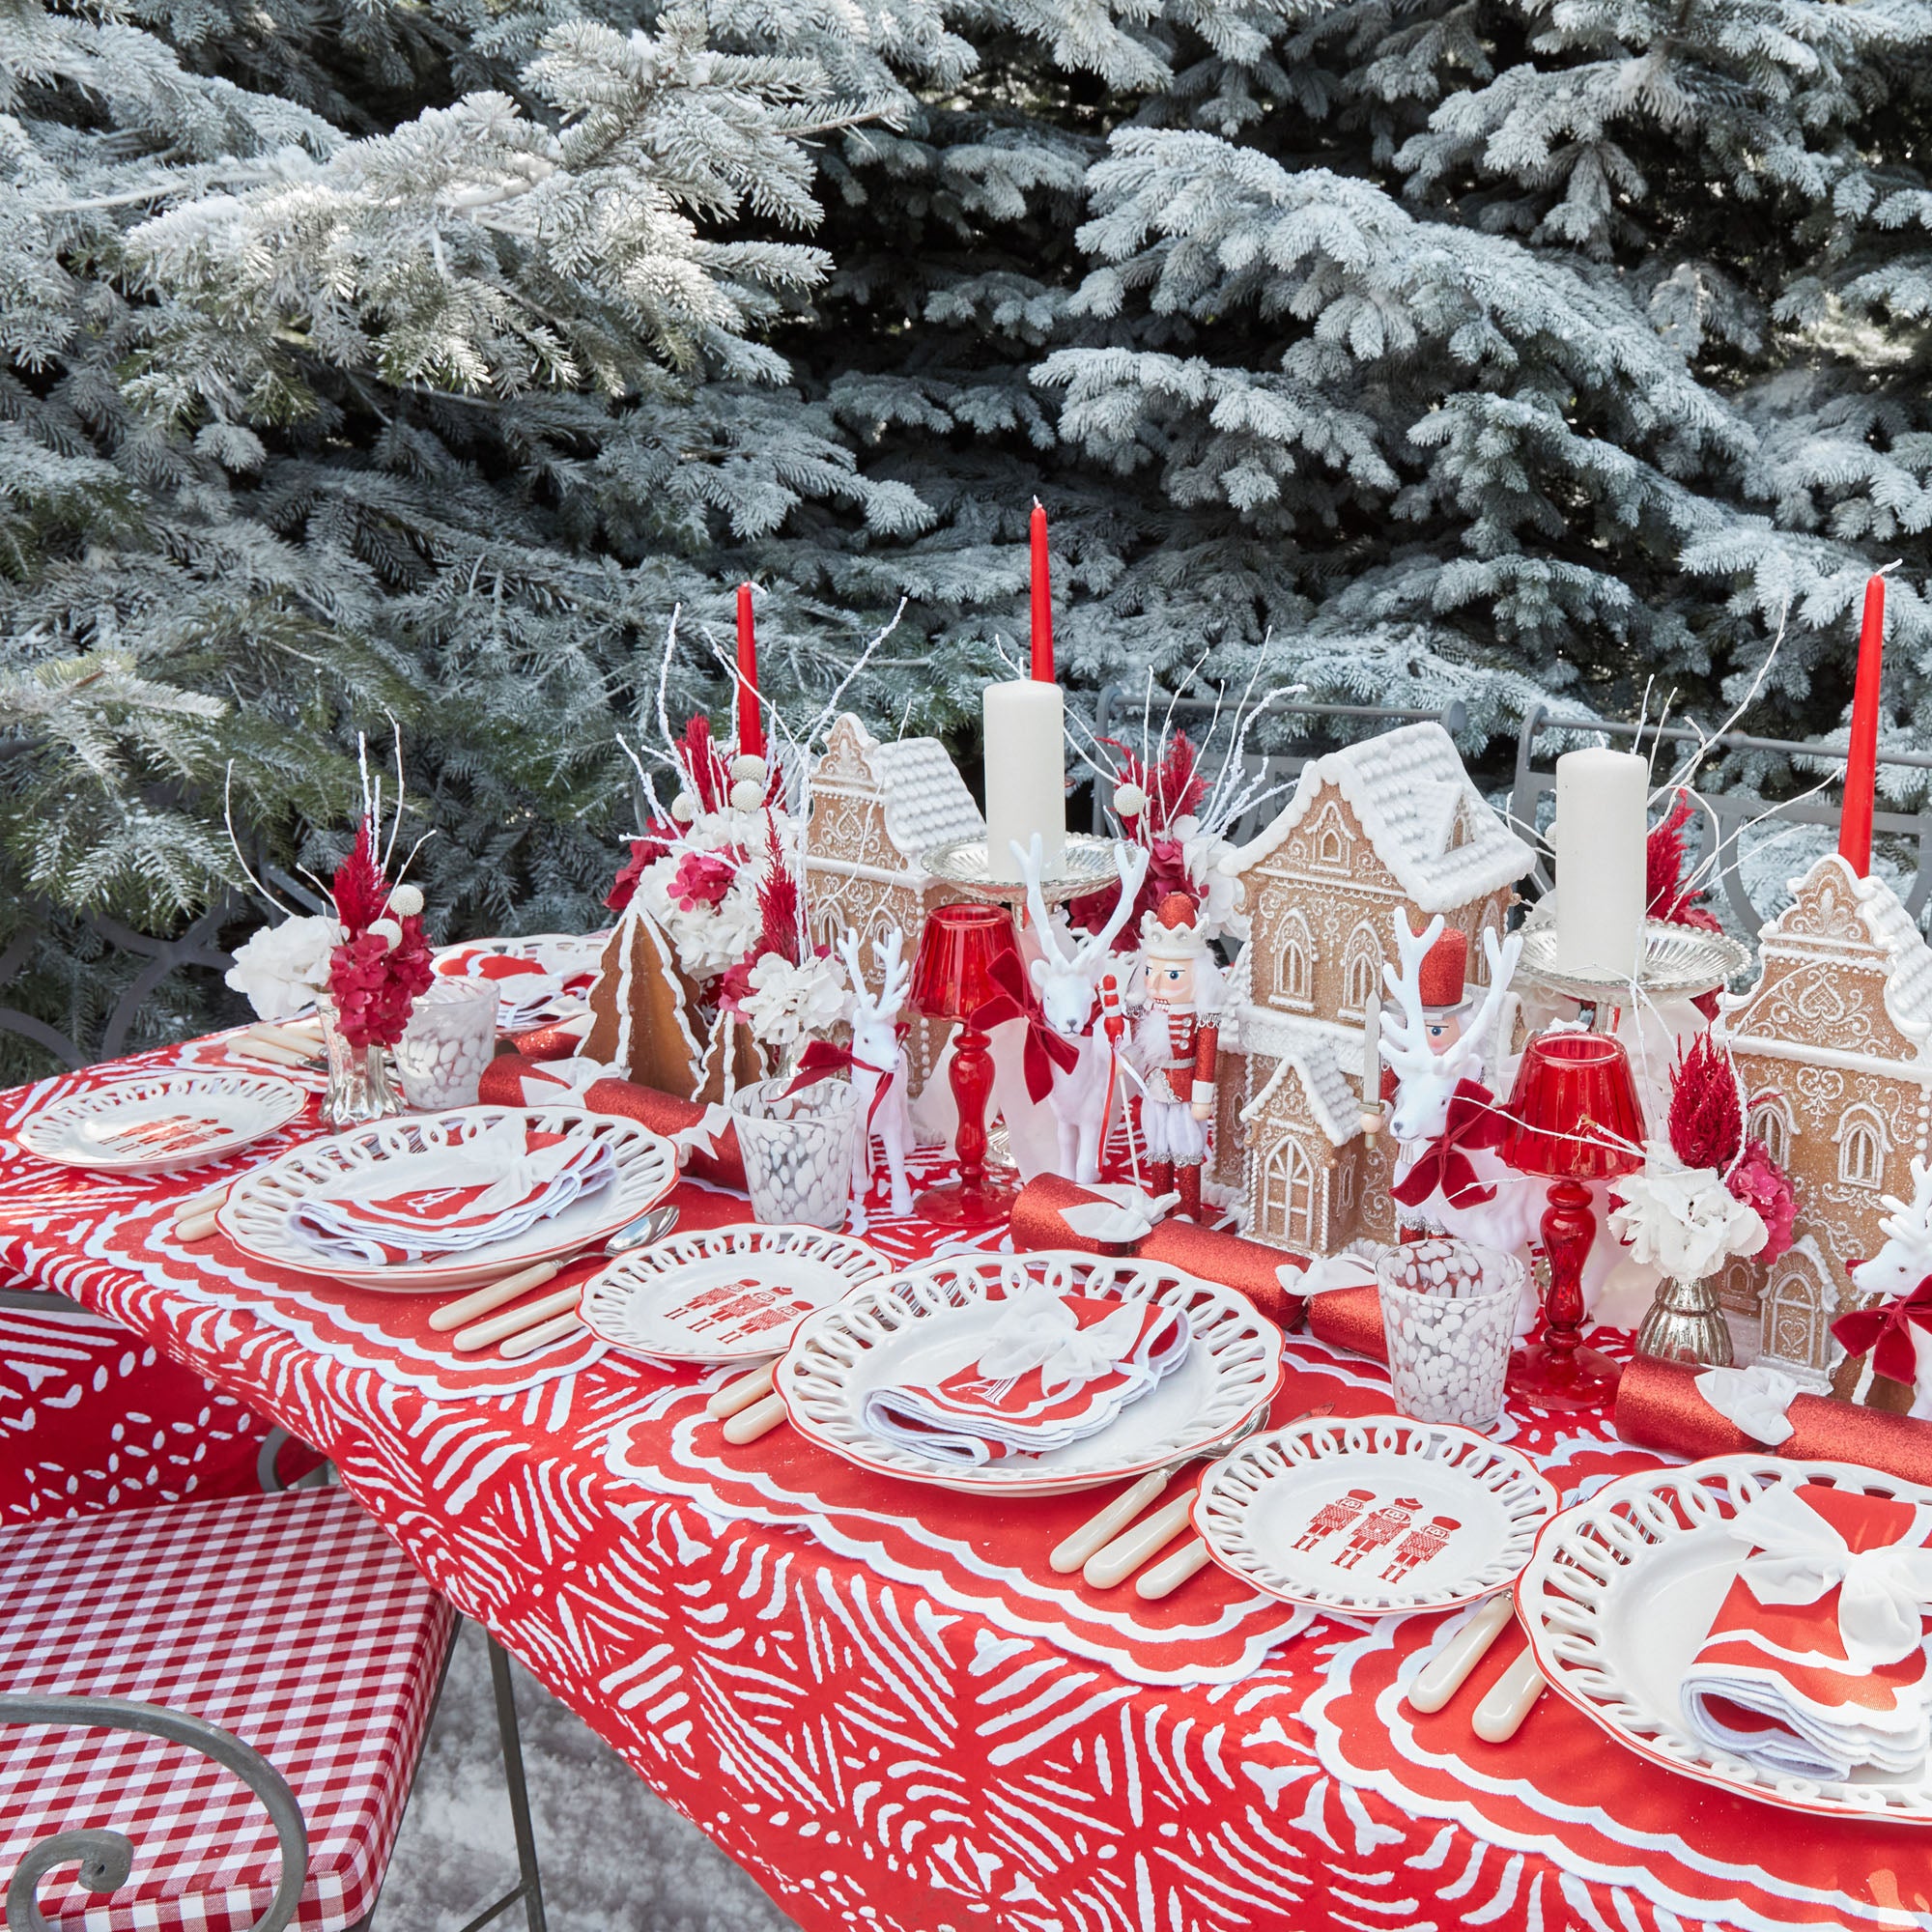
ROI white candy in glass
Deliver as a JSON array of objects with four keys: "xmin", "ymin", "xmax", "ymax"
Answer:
[
  {"xmin": 394, "ymin": 980, "xmax": 497, "ymax": 1109},
  {"xmin": 982, "ymin": 679, "xmax": 1065, "ymax": 881},
  {"xmin": 1376, "ymin": 1237, "xmax": 1523, "ymax": 1433},
  {"xmin": 1552, "ymin": 747, "xmax": 1647, "ymax": 981}
]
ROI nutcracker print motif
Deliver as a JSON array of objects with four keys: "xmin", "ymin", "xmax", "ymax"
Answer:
[{"xmin": 1291, "ymin": 1491, "xmax": 1461, "ymax": 1582}]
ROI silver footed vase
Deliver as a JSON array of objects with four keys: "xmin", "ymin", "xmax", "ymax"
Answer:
[{"xmin": 1634, "ymin": 1273, "xmax": 1734, "ymax": 1368}]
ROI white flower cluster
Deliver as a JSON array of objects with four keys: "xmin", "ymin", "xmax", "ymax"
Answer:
[
  {"xmin": 224, "ymin": 915, "xmax": 341, "ymax": 1019},
  {"xmin": 1608, "ymin": 1141, "xmax": 1769, "ymax": 1284},
  {"xmin": 738, "ymin": 951, "xmax": 848, "ymax": 1048},
  {"xmin": 635, "ymin": 803, "xmax": 787, "ymax": 984}
]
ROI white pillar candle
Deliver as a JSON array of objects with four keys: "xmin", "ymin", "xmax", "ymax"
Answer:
[
  {"xmin": 1553, "ymin": 747, "xmax": 1648, "ymax": 981},
  {"xmin": 982, "ymin": 678, "xmax": 1066, "ymax": 880}
]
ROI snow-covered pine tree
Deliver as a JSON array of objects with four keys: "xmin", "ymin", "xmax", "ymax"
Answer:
[{"xmin": 4, "ymin": 0, "xmax": 1930, "ymax": 1066}]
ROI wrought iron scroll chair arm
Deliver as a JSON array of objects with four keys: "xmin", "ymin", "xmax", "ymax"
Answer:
[{"xmin": 0, "ymin": 1694, "xmax": 308, "ymax": 1932}]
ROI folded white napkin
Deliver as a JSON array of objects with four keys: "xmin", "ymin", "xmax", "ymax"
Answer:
[
  {"xmin": 861, "ymin": 1282, "xmax": 1191, "ymax": 1467},
  {"xmin": 290, "ymin": 1116, "xmax": 614, "ymax": 1264},
  {"xmin": 1680, "ymin": 1481, "xmax": 1932, "ymax": 1780}
]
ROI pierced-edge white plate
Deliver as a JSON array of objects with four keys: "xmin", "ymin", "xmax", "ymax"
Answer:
[
  {"xmin": 581, "ymin": 1226, "xmax": 893, "ymax": 1365},
  {"xmin": 775, "ymin": 1251, "xmax": 1285, "ymax": 1497},
  {"xmin": 1192, "ymin": 1416, "xmax": 1558, "ymax": 1615},
  {"xmin": 433, "ymin": 933, "xmax": 608, "ymax": 1025},
  {"xmin": 216, "ymin": 1104, "xmax": 676, "ymax": 1292},
  {"xmin": 16, "ymin": 1072, "xmax": 307, "ymax": 1177},
  {"xmin": 1517, "ymin": 1456, "xmax": 1932, "ymax": 1824}
]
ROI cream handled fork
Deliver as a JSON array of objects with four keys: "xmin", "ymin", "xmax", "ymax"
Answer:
[
  {"xmin": 1407, "ymin": 1592, "xmax": 1516, "ymax": 1714},
  {"xmin": 1074, "ymin": 1404, "xmax": 1326, "ymax": 1594}
]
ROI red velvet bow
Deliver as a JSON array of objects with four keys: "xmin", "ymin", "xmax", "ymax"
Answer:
[
  {"xmin": 1392, "ymin": 1079, "xmax": 1505, "ymax": 1209},
  {"xmin": 1832, "ymin": 1275, "xmax": 1932, "ymax": 1387},
  {"xmin": 784, "ymin": 1032, "xmax": 904, "ymax": 1133},
  {"xmin": 970, "ymin": 949, "xmax": 1081, "ymax": 1103}
]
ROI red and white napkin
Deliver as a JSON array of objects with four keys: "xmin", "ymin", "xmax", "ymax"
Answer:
[
  {"xmin": 438, "ymin": 947, "xmax": 593, "ymax": 1030},
  {"xmin": 289, "ymin": 1116, "xmax": 615, "ymax": 1264},
  {"xmin": 861, "ymin": 1285, "xmax": 1191, "ymax": 1467},
  {"xmin": 1680, "ymin": 1480, "xmax": 1932, "ymax": 1780}
]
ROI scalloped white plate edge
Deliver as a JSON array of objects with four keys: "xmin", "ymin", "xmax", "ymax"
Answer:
[
  {"xmin": 1515, "ymin": 1453, "xmax": 1932, "ymax": 1825},
  {"xmin": 774, "ymin": 1250, "xmax": 1287, "ymax": 1498},
  {"xmin": 18, "ymin": 1071, "xmax": 308, "ymax": 1176},
  {"xmin": 1191, "ymin": 1415, "xmax": 1560, "ymax": 1616}
]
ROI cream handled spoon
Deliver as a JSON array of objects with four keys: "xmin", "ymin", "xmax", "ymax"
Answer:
[{"xmin": 1407, "ymin": 1592, "xmax": 1517, "ymax": 1714}]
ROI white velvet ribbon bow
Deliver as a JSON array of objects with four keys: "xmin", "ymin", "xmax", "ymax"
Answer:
[
  {"xmin": 976, "ymin": 1283, "xmax": 1149, "ymax": 1395},
  {"xmin": 1695, "ymin": 1363, "xmax": 1801, "ymax": 1447},
  {"xmin": 1059, "ymin": 1183, "xmax": 1180, "ymax": 1244},
  {"xmin": 1728, "ymin": 1483, "xmax": 1932, "ymax": 1669}
]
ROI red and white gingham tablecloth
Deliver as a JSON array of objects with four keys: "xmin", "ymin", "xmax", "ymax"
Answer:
[{"xmin": 0, "ymin": 1037, "xmax": 1925, "ymax": 1932}]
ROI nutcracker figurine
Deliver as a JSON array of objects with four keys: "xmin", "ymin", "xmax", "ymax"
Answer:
[{"xmin": 1129, "ymin": 891, "xmax": 1222, "ymax": 1221}]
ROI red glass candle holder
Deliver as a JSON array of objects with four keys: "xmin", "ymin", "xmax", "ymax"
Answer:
[
  {"xmin": 1497, "ymin": 1031, "xmax": 1645, "ymax": 1410},
  {"xmin": 910, "ymin": 901, "xmax": 1023, "ymax": 1228}
]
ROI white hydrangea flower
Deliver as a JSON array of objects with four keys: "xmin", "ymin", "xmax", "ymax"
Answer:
[
  {"xmin": 224, "ymin": 915, "xmax": 340, "ymax": 1019},
  {"xmin": 739, "ymin": 951, "xmax": 847, "ymax": 1048},
  {"xmin": 1608, "ymin": 1141, "xmax": 1769, "ymax": 1283},
  {"xmin": 1182, "ymin": 829, "xmax": 1244, "ymax": 942}
]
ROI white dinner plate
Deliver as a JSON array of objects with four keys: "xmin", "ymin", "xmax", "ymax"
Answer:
[
  {"xmin": 432, "ymin": 933, "xmax": 607, "ymax": 1028},
  {"xmin": 1517, "ymin": 1456, "xmax": 1932, "ymax": 1824},
  {"xmin": 17, "ymin": 1072, "xmax": 307, "ymax": 1177},
  {"xmin": 581, "ymin": 1226, "xmax": 893, "ymax": 1364},
  {"xmin": 216, "ymin": 1104, "xmax": 676, "ymax": 1291},
  {"xmin": 775, "ymin": 1251, "xmax": 1285, "ymax": 1497},
  {"xmin": 1192, "ymin": 1415, "xmax": 1558, "ymax": 1615}
]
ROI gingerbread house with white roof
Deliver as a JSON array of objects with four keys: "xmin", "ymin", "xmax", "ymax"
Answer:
[
  {"xmin": 1214, "ymin": 722, "xmax": 1532, "ymax": 1254},
  {"xmin": 804, "ymin": 713, "xmax": 985, "ymax": 1091},
  {"xmin": 1715, "ymin": 853, "xmax": 1932, "ymax": 1382}
]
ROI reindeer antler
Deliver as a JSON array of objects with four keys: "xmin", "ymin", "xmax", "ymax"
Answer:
[
  {"xmin": 1379, "ymin": 911, "xmax": 1447, "ymax": 1077},
  {"xmin": 1877, "ymin": 1154, "xmax": 1932, "ymax": 1247},
  {"xmin": 1011, "ymin": 835, "xmax": 1075, "ymax": 970},
  {"xmin": 836, "ymin": 928, "xmax": 874, "ymax": 1018},
  {"xmin": 1071, "ymin": 841, "xmax": 1151, "ymax": 967},
  {"xmin": 1459, "ymin": 925, "xmax": 1523, "ymax": 1075},
  {"xmin": 871, "ymin": 928, "xmax": 910, "ymax": 1020}
]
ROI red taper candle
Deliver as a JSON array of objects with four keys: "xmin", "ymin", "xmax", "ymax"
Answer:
[
  {"xmin": 1839, "ymin": 573, "xmax": 1885, "ymax": 877},
  {"xmin": 1029, "ymin": 499, "xmax": 1054, "ymax": 682},
  {"xmin": 735, "ymin": 582, "xmax": 763, "ymax": 760}
]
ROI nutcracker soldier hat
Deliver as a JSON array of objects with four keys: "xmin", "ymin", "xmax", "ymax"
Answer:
[
  {"xmin": 1416, "ymin": 925, "xmax": 1469, "ymax": 1011},
  {"xmin": 1140, "ymin": 891, "xmax": 1208, "ymax": 961}
]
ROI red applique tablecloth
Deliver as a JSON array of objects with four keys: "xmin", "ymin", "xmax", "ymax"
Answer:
[{"xmin": 0, "ymin": 1035, "xmax": 1924, "ymax": 1932}]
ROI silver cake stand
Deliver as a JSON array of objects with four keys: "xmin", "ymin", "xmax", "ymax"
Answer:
[
  {"xmin": 919, "ymin": 834, "xmax": 1122, "ymax": 909},
  {"xmin": 1514, "ymin": 913, "xmax": 1750, "ymax": 1019}
]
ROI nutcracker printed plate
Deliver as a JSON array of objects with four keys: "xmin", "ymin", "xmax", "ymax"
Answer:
[
  {"xmin": 433, "ymin": 933, "xmax": 608, "ymax": 1029},
  {"xmin": 217, "ymin": 1105, "xmax": 676, "ymax": 1292},
  {"xmin": 1193, "ymin": 1416, "xmax": 1558, "ymax": 1615},
  {"xmin": 581, "ymin": 1226, "xmax": 893, "ymax": 1365},
  {"xmin": 1517, "ymin": 1456, "xmax": 1932, "ymax": 1824},
  {"xmin": 17, "ymin": 1072, "xmax": 308, "ymax": 1177},
  {"xmin": 776, "ymin": 1251, "xmax": 1285, "ymax": 1497}
]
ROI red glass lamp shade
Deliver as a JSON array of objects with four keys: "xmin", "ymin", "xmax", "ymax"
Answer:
[
  {"xmin": 910, "ymin": 902, "xmax": 1021, "ymax": 1022},
  {"xmin": 910, "ymin": 902, "xmax": 1022, "ymax": 1228},
  {"xmin": 1498, "ymin": 1032, "xmax": 1645, "ymax": 1181},
  {"xmin": 1500, "ymin": 1031, "xmax": 1646, "ymax": 1411}
]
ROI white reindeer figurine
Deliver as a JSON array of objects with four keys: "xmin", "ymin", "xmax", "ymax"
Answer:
[
  {"xmin": 1844, "ymin": 1156, "xmax": 1932, "ymax": 1417},
  {"xmin": 837, "ymin": 929, "xmax": 915, "ymax": 1229},
  {"xmin": 1014, "ymin": 835, "xmax": 1151, "ymax": 1184},
  {"xmin": 1381, "ymin": 913, "xmax": 1544, "ymax": 1281}
]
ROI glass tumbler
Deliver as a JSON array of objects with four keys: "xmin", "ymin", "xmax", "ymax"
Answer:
[
  {"xmin": 1376, "ymin": 1237, "xmax": 1524, "ymax": 1432},
  {"xmin": 394, "ymin": 979, "xmax": 498, "ymax": 1110},
  {"xmin": 730, "ymin": 1077, "xmax": 860, "ymax": 1230}
]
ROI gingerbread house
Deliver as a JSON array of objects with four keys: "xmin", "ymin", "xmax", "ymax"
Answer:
[
  {"xmin": 1715, "ymin": 853, "xmax": 1932, "ymax": 1382},
  {"xmin": 803, "ymin": 714, "xmax": 984, "ymax": 1091},
  {"xmin": 1214, "ymin": 722, "xmax": 1532, "ymax": 1254}
]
